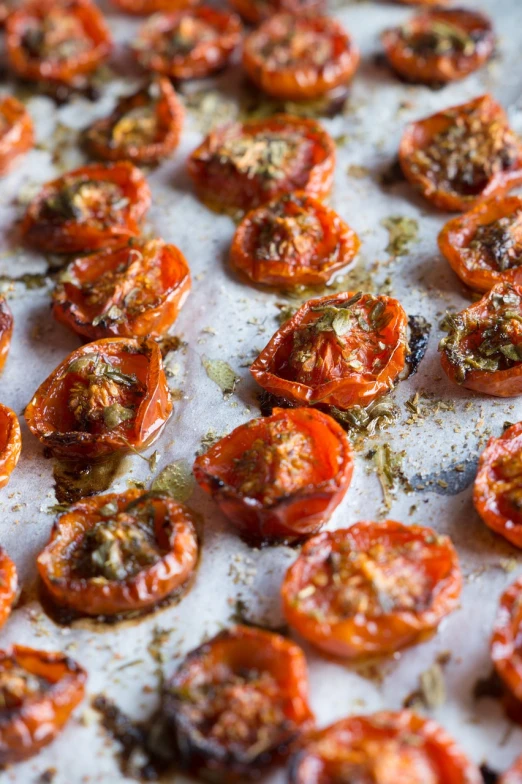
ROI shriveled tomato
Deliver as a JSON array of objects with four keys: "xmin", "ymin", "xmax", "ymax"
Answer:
[
  {"xmin": 288, "ymin": 711, "xmax": 482, "ymax": 784},
  {"xmin": 112, "ymin": 0, "xmax": 197, "ymax": 15},
  {"xmin": 84, "ymin": 78, "xmax": 184, "ymax": 165},
  {"xmin": 243, "ymin": 14, "xmax": 359, "ymax": 101},
  {"xmin": 230, "ymin": 192, "xmax": 359, "ymax": 287},
  {"xmin": 24, "ymin": 338, "xmax": 172, "ymax": 460},
  {"xmin": 188, "ymin": 114, "xmax": 335, "ymax": 214},
  {"xmin": 229, "ymin": 0, "xmax": 325, "ymax": 25},
  {"xmin": 0, "ymin": 645, "xmax": 86, "ymax": 764},
  {"xmin": 251, "ymin": 291, "xmax": 408, "ymax": 410},
  {"xmin": 0, "ymin": 296, "xmax": 13, "ymax": 373},
  {"xmin": 500, "ymin": 756, "xmax": 522, "ymax": 783},
  {"xmin": 439, "ymin": 282, "xmax": 522, "ymax": 396},
  {"xmin": 281, "ymin": 520, "xmax": 462, "ymax": 658},
  {"xmin": 163, "ymin": 625, "xmax": 314, "ymax": 780},
  {"xmin": 399, "ymin": 95, "xmax": 522, "ymax": 212},
  {"xmin": 38, "ymin": 489, "xmax": 198, "ymax": 617},
  {"xmin": 52, "ymin": 238, "xmax": 191, "ymax": 340},
  {"xmin": 194, "ymin": 407, "xmax": 353, "ymax": 543},
  {"xmin": 439, "ymin": 197, "xmax": 522, "ymax": 293},
  {"xmin": 21, "ymin": 162, "xmax": 151, "ymax": 254},
  {"xmin": 491, "ymin": 576, "xmax": 522, "ymax": 718},
  {"xmin": 0, "ymin": 548, "xmax": 17, "ymax": 629},
  {"xmin": 133, "ymin": 7, "xmax": 242, "ymax": 81},
  {"xmin": 0, "ymin": 96, "xmax": 34, "ymax": 176},
  {"xmin": 0, "ymin": 404, "xmax": 22, "ymax": 489},
  {"xmin": 6, "ymin": 0, "xmax": 112, "ymax": 86},
  {"xmin": 382, "ymin": 8, "xmax": 494, "ymax": 85}
]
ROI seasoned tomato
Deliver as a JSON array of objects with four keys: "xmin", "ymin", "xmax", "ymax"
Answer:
[
  {"xmin": 188, "ymin": 114, "xmax": 335, "ymax": 214},
  {"xmin": 21, "ymin": 162, "xmax": 151, "ymax": 254},
  {"xmin": 0, "ymin": 96, "xmax": 34, "ymax": 176},
  {"xmin": 0, "ymin": 296, "xmax": 13, "ymax": 373},
  {"xmin": 281, "ymin": 521, "xmax": 462, "ymax": 658},
  {"xmin": 0, "ymin": 404, "xmax": 22, "ymax": 489},
  {"xmin": 133, "ymin": 7, "xmax": 242, "ymax": 81},
  {"xmin": 112, "ymin": 0, "xmax": 197, "ymax": 15},
  {"xmin": 193, "ymin": 407, "xmax": 354, "ymax": 543},
  {"xmin": 38, "ymin": 489, "xmax": 198, "ymax": 617},
  {"xmin": 84, "ymin": 78, "xmax": 184, "ymax": 165},
  {"xmin": 24, "ymin": 338, "xmax": 171, "ymax": 460},
  {"xmin": 251, "ymin": 291, "xmax": 408, "ymax": 410},
  {"xmin": 230, "ymin": 192, "xmax": 360, "ymax": 287},
  {"xmin": 289, "ymin": 711, "xmax": 482, "ymax": 784},
  {"xmin": 163, "ymin": 625, "xmax": 314, "ymax": 780},
  {"xmin": 439, "ymin": 282, "xmax": 522, "ymax": 396},
  {"xmin": 439, "ymin": 197, "xmax": 522, "ymax": 293},
  {"xmin": 500, "ymin": 756, "xmax": 522, "ymax": 784},
  {"xmin": 492, "ymin": 576, "xmax": 522, "ymax": 719},
  {"xmin": 6, "ymin": 0, "xmax": 112, "ymax": 86},
  {"xmin": 382, "ymin": 8, "xmax": 494, "ymax": 85},
  {"xmin": 399, "ymin": 95, "xmax": 522, "ymax": 212},
  {"xmin": 229, "ymin": 0, "xmax": 325, "ymax": 25},
  {"xmin": 0, "ymin": 548, "xmax": 17, "ymax": 629},
  {"xmin": 52, "ymin": 238, "xmax": 191, "ymax": 340},
  {"xmin": 0, "ymin": 645, "xmax": 86, "ymax": 764},
  {"xmin": 243, "ymin": 14, "xmax": 359, "ymax": 101}
]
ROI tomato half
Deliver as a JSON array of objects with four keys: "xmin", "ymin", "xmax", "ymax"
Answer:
[
  {"xmin": 281, "ymin": 521, "xmax": 462, "ymax": 658},
  {"xmin": 163, "ymin": 625, "xmax": 314, "ymax": 780},
  {"xmin": 38, "ymin": 489, "xmax": 198, "ymax": 617},
  {"xmin": 133, "ymin": 7, "xmax": 242, "ymax": 81},
  {"xmin": 230, "ymin": 192, "xmax": 360, "ymax": 287},
  {"xmin": 500, "ymin": 757, "xmax": 522, "ymax": 784},
  {"xmin": 288, "ymin": 711, "xmax": 482, "ymax": 784},
  {"xmin": 0, "ymin": 548, "xmax": 17, "ymax": 629},
  {"xmin": 25, "ymin": 338, "xmax": 172, "ymax": 460},
  {"xmin": 474, "ymin": 423, "xmax": 522, "ymax": 548},
  {"xmin": 193, "ymin": 407, "xmax": 353, "ymax": 543},
  {"xmin": 84, "ymin": 78, "xmax": 184, "ymax": 165},
  {"xmin": 0, "ymin": 296, "xmax": 13, "ymax": 373},
  {"xmin": 0, "ymin": 95, "xmax": 34, "ymax": 176},
  {"xmin": 111, "ymin": 0, "xmax": 197, "ymax": 15},
  {"xmin": 229, "ymin": 0, "xmax": 325, "ymax": 25},
  {"xmin": 6, "ymin": 0, "xmax": 112, "ymax": 86},
  {"xmin": 399, "ymin": 95, "xmax": 522, "ymax": 212},
  {"xmin": 382, "ymin": 8, "xmax": 494, "ymax": 85},
  {"xmin": 439, "ymin": 282, "xmax": 522, "ymax": 396},
  {"xmin": 52, "ymin": 238, "xmax": 191, "ymax": 340},
  {"xmin": 188, "ymin": 114, "xmax": 335, "ymax": 214},
  {"xmin": 251, "ymin": 291, "xmax": 408, "ymax": 410},
  {"xmin": 243, "ymin": 14, "xmax": 359, "ymax": 101},
  {"xmin": 492, "ymin": 576, "xmax": 522, "ymax": 715},
  {"xmin": 0, "ymin": 645, "xmax": 86, "ymax": 764},
  {"xmin": 0, "ymin": 404, "xmax": 22, "ymax": 489},
  {"xmin": 21, "ymin": 162, "xmax": 151, "ymax": 254}
]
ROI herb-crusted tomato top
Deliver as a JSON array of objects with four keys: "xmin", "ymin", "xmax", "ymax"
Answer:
[
  {"xmin": 281, "ymin": 521, "xmax": 462, "ymax": 658},
  {"xmin": 251, "ymin": 291, "xmax": 408, "ymax": 410},
  {"xmin": 242, "ymin": 14, "xmax": 359, "ymax": 101},
  {"xmin": 0, "ymin": 404, "xmax": 22, "ymax": 490},
  {"xmin": 0, "ymin": 548, "xmax": 17, "ymax": 629},
  {"xmin": 188, "ymin": 115, "xmax": 335, "ymax": 213},
  {"xmin": 439, "ymin": 282, "xmax": 522, "ymax": 396},
  {"xmin": 229, "ymin": 0, "xmax": 325, "ymax": 25},
  {"xmin": 0, "ymin": 95, "xmax": 34, "ymax": 176},
  {"xmin": 399, "ymin": 95, "xmax": 522, "ymax": 212}
]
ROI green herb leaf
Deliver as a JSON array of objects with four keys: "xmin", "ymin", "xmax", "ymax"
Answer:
[
  {"xmin": 381, "ymin": 215, "xmax": 419, "ymax": 257},
  {"xmin": 202, "ymin": 357, "xmax": 239, "ymax": 396},
  {"xmin": 150, "ymin": 459, "xmax": 195, "ymax": 503}
]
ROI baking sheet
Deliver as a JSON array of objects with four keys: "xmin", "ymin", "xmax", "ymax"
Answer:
[{"xmin": 1, "ymin": 0, "xmax": 522, "ymax": 781}]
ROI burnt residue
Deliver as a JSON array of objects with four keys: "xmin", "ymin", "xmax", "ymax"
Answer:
[
  {"xmin": 155, "ymin": 334, "xmax": 183, "ymax": 360},
  {"xmin": 380, "ymin": 157, "xmax": 406, "ymax": 188},
  {"xmin": 406, "ymin": 315, "xmax": 431, "ymax": 377},
  {"xmin": 229, "ymin": 598, "xmax": 291, "ymax": 636},
  {"xmin": 258, "ymin": 389, "xmax": 294, "ymax": 417},
  {"xmin": 409, "ymin": 455, "xmax": 478, "ymax": 496},
  {"xmin": 473, "ymin": 669, "xmax": 504, "ymax": 702},
  {"xmin": 240, "ymin": 80, "xmax": 349, "ymax": 120},
  {"xmin": 480, "ymin": 764, "xmax": 499, "ymax": 784},
  {"xmin": 52, "ymin": 454, "xmax": 125, "ymax": 504}
]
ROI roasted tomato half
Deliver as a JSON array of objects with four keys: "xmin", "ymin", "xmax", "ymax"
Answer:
[
  {"xmin": 281, "ymin": 520, "xmax": 462, "ymax": 658},
  {"xmin": 112, "ymin": 0, "xmax": 197, "ymax": 15},
  {"xmin": 52, "ymin": 238, "xmax": 191, "ymax": 340},
  {"xmin": 0, "ymin": 96, "xmax": 34, "ymax": 176},
  {"xmin": 288, "ymin": 711, "xmax": 482, "ymax": 784},
  {"xmin": 133, "ymin": 7, "xmax": 242, "ymax": 81},
  {"xmin": 25, "ymin": 338, "xmax": 171, "ymax": 460},
  {"xmin": 251, "ymin": 291, "xmax": 408, "ymax": 410},
  {"xmin": 500, "ymin": 756, "xmax": 522, "ymax": 784},
  {"xmin": 0, "ymin": 548, "xmax": 17, "ymax": 629},
  {"xmin": 37, "ymin": 489, "xmax": 198, "ymax": 617},
  {"xmin": 492, "ymin": 576, "xmax": 522, "ymax": 718},
  {"xmin": 21, "ymin": 162, "xmax": 151, "ymax": 254},
  {"xmin": 84, "ymin": 78, "xmax": 184, "ymax": 165},
  {"xmin": 439, "ymin": 281, "xmax": 522, "ymax": 396},
  {"xmin": 188, "ymin": 114, "xmax": 335, "ymax": 214},
  {"xmin": 382, "ymin": 8, "xmax": 494, "ymax": 85},
  {"xmin": 439, "ymin": 197, "xmax": 522, "ymax": 293},
  {"xmin": 193, "ymin": 407, "xmax": 353, "ymax": 543},
  {"xmin": 163, "ymin": 625, "xmax": 314, "ymax": 781},
  {"xmin": 399, "ymin": 95, "xmax": 522, "ymax": 212},
  {"xmin": 0, "ymin": 645, "xmax": 86, "ymax": 764},
  {"xmin": 243, "ymin": 14, "xmax": 359, "ymax": 101},
  {"xmin": 0, "ymin": 404, "xmax": 22, "ymax": 489},
  {"xmin": 0, "ymin": 296, "xmax": 13, "ymax": 373},
  {"xmin": 230, "ymin": 192, "xmax": 360, "ymax": 287},
  {"xmin": 6, "ymin": 0, "xmax": 112, "ymax": 86},
  {"xmin": 229, "ymin": 0, "xmax": 324, "ymax": 25}
]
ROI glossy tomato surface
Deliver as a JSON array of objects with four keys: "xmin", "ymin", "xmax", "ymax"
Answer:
[
  {"xmin": 0, "ymin": 296, "xmax": 13, "ymax": 372},
  {"xmin": 0, "ymin": 548, "xmax": 17, "ymax": 629},
  {"xmin": 0, "ymin": 404, "xmax": 21, "ymax": 489},
  {"xmin": 0, "ymin": 95, "xmax": 34, "ymax": 175}
]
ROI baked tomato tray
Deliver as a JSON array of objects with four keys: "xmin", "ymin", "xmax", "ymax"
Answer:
[{"xmin": 1, "ymin": 0, "xmax": 522, "ymax": 781}]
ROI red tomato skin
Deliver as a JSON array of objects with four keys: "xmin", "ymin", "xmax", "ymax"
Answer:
[
  {"xmin": 0, "ymin": 96, "xmax": 34, "ymax": 175},
  {"xmin": 0, "ymin": 297, "xmax": 13, "ymax": 373},
  {"xmin": 0, "ymin": 548, "xmax": 17, "ymax": 628},
  {"xmin": 0, "ymin": 404, "xmax": 21, "ymax": 490}
]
